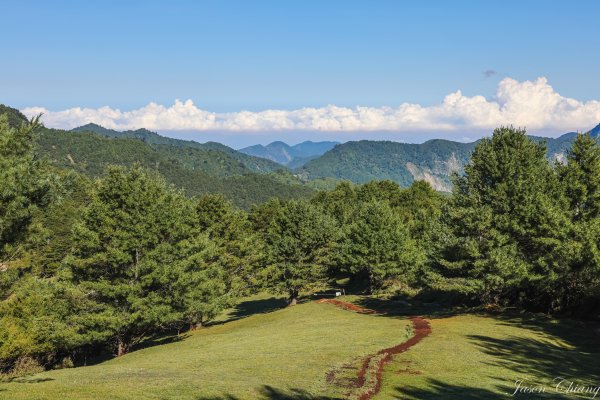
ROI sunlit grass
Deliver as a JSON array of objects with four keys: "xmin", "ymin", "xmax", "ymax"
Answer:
[
  {"xmin": 0, "ymin": 294, "xmax": 410, "ymax": 400},
  {"xmin": 376, "ymin": 313, "xmax": 600, "ymax": 399}
]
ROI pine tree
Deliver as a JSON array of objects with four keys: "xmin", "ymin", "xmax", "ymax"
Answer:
[
  {"xmin": 67, "ymin": 165, "xmax": 212, "ymax": 355},
  {"xmin": 339, "ymin": 200, "xmax": 422, "ymax": 292},
  {"xmin": 437, "ymin": 127, "xmax": 569, "ymax": 305},
  {"xmin": 261, "ymin": 200, "xmax": 337, "ymax": 305},
  {"xmin": 196, "ymin": 194, "xmax": 263, "ymax": 296},
  {"xmin": 556, "ymin": 133, "xmax": 600, "ymax": 310},
  {"xmin": 559, "ymin": 133, "xmax": 600, "ymax": 222},
  {"xmin": 0, "ymin": 277, "xmax": 113, "ymax": 372},
  {"xmin": 0, "ymin": 115, "xmax": 52, "ymax": 264}
]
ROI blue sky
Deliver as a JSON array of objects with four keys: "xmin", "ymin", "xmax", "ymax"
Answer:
[{"xmin": 3, "ymin": 1, "xmax": 600, "ymax": 146}]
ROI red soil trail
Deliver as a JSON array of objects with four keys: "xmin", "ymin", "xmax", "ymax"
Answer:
[
  {"xmin": 317, "ymin": 298, "xmax": 431, "ymax": 400},
  {"xmin": 316, "ymin": 298, "xmax": 378, "ymax": 314}
]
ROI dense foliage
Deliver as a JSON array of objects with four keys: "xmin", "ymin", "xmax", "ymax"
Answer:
[{"xmin": 429, "ymin": 128, "xmax": 600, "ymax": 312}]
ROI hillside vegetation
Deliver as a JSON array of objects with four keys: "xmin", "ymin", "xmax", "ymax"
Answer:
[
  {"xmin": 72, "ymin": 123, "xmax": 283, "ymax": 173},
  {"xmin": 0, "ymin": 106, "xmax": 314, "ymax": 209},
  {"xmin": 297, "ymin": 125, "xmax": 600, "ymax": 190},
  {"xmin": 298, "ymin": 139, "xmax": 476, "ymax": 191}
]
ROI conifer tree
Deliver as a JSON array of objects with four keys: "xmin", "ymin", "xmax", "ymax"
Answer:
[
  {"xmin": 559, "ymin": 133, "xmax": 600, "ymax": 222},
  {"xmin": 0, "ymin": 115, "xmax": 52, "ymax": 264},
  {"xmin": 67, "ymin": 166, "xmax": 216, "ymax": 355},
  {"xmin": 196, "ymin": 194, "xmax": 263, "ymax": 296},
  {"xmin": 556, "ymin": 133, "xmax": 600, "ymax": 309},
  {"xmin": 438, "ymin": 127, "xmax": 569, "ymax": 305},
  {"xmin": 339, "ymin": 200, "xmax": 422, "ymax": 292},
  {"xmin": 261, "ymin": 200, "xmax": 337, "ymax": 305}
]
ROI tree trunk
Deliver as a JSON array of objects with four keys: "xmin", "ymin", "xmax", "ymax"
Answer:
[
  {"xmin": 369, "ymin": 272, "xmax": 375, "ymax": 295},
  {"xmin": 190, "ymin": 321, "xmax": 203, "ymax": 330},
  {"xmin": 288, "ymin": 290, "xmax": 299, "ymax": 306},
  {"xmin": 190, "ymin": 315, "xmax": 204, "ymax": 330},
  {"xmin": 117, "ymin": 338, "xmax": 128, "ymax": 357}
]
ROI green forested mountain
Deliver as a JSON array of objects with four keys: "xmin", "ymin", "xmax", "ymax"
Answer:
[
  {"xmin": 6, "ymin": 105, "xmax": 600, "ymax": 198},
  {"xmin": 298, "ymin": 139, "xmax": 477, "ymax": 191},
  {"xmin": 71, "ymin": 123, "xmax": 283, "ymax": 173},
  {"xmin": 298, "ymin": 125, "xmax": 600, "ymax": 191},
  {"xmin": 1, "ymin": 107, "xmax": 313, "ymax": 209}
]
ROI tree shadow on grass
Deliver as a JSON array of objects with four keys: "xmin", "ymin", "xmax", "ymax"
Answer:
[
  {"xmin": 8, "ymin": 376, "xmax": 55, "ymax": 384},
  {"xmin": 492, "ymin": 311, "xmax": 600, "ymax": 350},
  {"xmin": 72, "ymin": 332, "xmax": 188, "ymax": 368},
  {"xmin": 211, "ymin": 297, "xmax": 289, "ymax": 326},
  {"xmin": 76, "ymin": 296, "xmax": 290, "ymax": 367},
  {"xmin": 467, "ymin": 331, "xmax": 600, "ymax": 386},
  {"xmin": 351, "ymin": 298, "xmax": 600, "ymax": 398},
  {"xmin": 197, "ymin": 385, "xmax": 342, "ymax": 400},
  {"xmin": 393, "ymin": 378, "xmax": 573, "ymax": 400},
  {"xmin": 352, "ymin": 295, "xmax": 463, "ymax": 319}
]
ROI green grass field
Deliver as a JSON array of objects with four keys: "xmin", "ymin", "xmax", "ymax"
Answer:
[
  {"xmin": 0, "ymin": 295, "xmax": 411, "ymax": 400},
  {"xmin": 1, "ymin": 295, "xmax": 599, "ymax": 400},
  {"xmin": 375, "ymin": 313, "xmax": 600, "ymax": 399}
]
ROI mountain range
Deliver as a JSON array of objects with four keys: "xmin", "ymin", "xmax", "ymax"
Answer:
[
  {"xmin": 0, "ymin": 106, "xmax": 315, "ymax": 209},
  {"xmin": 295, "ymin": 125, "xmax": 600, "ymax": 191},
  {"xmin": 2, "ymin": 103, "xmax": 599, "ymax": 197},
  {"xmin": 239, "ymin": 140, "xmax": 339, "ymax": 168}
]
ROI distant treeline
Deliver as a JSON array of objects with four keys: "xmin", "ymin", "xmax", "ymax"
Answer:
[{"xmin": 1, "ymin": 112, "xmax": 599, "ymax": 378}]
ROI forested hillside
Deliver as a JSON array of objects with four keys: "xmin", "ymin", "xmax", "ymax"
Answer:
[
  {"xmin": 0, "ymin": 106, "xmax": 313, "ymax": 209},
  {"xmin": 298, "ymin": 139, "xmax": 477, "ymax": 191},
  {"xmin": 298, "ymin": 125, "xmax": 600, "ymax": 191},
  {"xmin": 71, "ymin": 123, "xmax": 283, "ymax": 173}
]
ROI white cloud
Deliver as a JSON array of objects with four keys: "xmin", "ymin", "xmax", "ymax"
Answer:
[{"xmin": 21, "ymin": 77, "xmax": 600, "ymax": 134}]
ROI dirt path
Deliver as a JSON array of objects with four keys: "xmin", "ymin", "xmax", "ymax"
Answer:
[{"xmin": 317, "ymin": 298, "xmax": 431, "ymax": 400}]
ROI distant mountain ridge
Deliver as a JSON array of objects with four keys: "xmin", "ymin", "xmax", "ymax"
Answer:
[
  {"xmin": 0, "ymin": 107, "xmax": 315, "ymax": 208},
  {"xmin": 239, "ymin": 140, "xmax": 338, "ymax": 167},
  {"xmin": 298, "ymin": 124, "xmax": 600, "ymax": 191},
  {"xmin": 3, "ymin": 105, "xmax": 599, "ymax": 194},
  {"xmin": 71, "ymin": 123, "xmax": 282, "ymax": 174},
  {"xmin": 297, "ymin": 139, "xmax": 477, "ymax": 191}
]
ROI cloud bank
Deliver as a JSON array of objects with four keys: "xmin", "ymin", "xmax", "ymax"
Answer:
[{"xmin": 22, "ymin": 77, "xmax": 600, "ymax": 135}]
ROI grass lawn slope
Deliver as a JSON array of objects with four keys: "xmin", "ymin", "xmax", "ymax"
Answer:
[
  {"xmin": 376, "ymin": 313, "xmax": 600, "ymax": 399},
  {"xmin": 0, "ymin": 297, "xmax": 411, "ymax": 400}
]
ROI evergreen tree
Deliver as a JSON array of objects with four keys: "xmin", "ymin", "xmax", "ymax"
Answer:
[
  {"xmin": 311, "ymin": 181, "xmax": 356, "ymax": 226},
  {"xmin": 196, "ymin": 194, "xmax": 263, "ymax": 296},
  {"xmin": 556, "ymin": 133, "xmax": 600, "ymax": 310},
  {"xmin": 261, "ymin": 200, "xmax": 337, "ymax": 305},
  {"xmin": 339, "ymin": 201, "xmax": 422, "ymax": 292},
  {"xmin": 148, "ymin": 234, "xmax": 227, "ymax": 330},
  {"xmin": 0, "ymin": 277, "xmax": 113, "ymax": 372},
  {"xmin": 0, "ymin": 115, "xmax": 52, "ymax": 264},
  {"xmin": 437, "ymin": 127, "xmax": 569, "ymax": 305},
  {"xmin": 67, "ymin": 166, "xmax": 214, "ymax": 355},
  {"xmin": 559, "ymin": 133, "xmax": 600, "ymax": 222},
  {"xmin": 394, "ymin": 180, "xmax": 444, "ymax": 243}
]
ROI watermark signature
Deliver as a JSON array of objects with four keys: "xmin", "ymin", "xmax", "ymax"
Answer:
[{"xmin": 510, "ymin": 378, "xmax": 600, "ymax": 398}]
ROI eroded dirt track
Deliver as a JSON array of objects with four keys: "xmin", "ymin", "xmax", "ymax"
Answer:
[{"xmin": 317, "ymin": 298, "xmax": 431, "ymax": 400}]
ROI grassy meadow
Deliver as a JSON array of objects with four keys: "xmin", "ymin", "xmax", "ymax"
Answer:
[
  {"xmin": 0, "ymin": 295, "xmax": 411, "ymax": 400},
  {"xmin": 376, "ymin": 313, "xmax": 600, "ymax": 399},
  {"xmin": 2, "ymin": 295, "xmax": 599, "ymax": 400}
]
